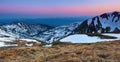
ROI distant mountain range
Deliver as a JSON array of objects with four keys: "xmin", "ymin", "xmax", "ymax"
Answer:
[
  {"xmin": 0, "ymin": 11, "xmax": 120, "ymax": 44},
  {"xmin": 0, "ymin": 17, "xmax": 88, "ymax": 26}
]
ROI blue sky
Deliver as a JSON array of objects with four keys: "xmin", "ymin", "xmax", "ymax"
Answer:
[{"xmin": 0, "ymin": 0, "xmax": 120, "ymax": 16}]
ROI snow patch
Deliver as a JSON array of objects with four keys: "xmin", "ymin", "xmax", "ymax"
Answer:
[
  {"xmin": 0, "ymin": 42, "xmax": 5, "ymax": 47},
  {"xmin": 102, "ymin": 33, "xmax": 120, "ymax": 39},
  {"xmin": 60, "ymin": 34, "xmax": 119, "ymax": 43},
  {"xmin": 20, "ymin": 39, "xmax": 38, "ymax": 42},
  {"xmin": 0, "ymin": 42, "xmax": 18, "ymax": 47}
]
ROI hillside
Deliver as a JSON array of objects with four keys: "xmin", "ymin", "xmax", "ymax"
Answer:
[
  {"xmin": 34, "ymin": 22, "xmax": 81, "ymax": 43},
  {"xmin": 0, "ymin": 40, "xmax": 120, "ymax": 62},
  {"xmin": 36, "ymin": 11, "xmax": 120, "ymax": 42},
  {"xmin": 0, "ymin": 22, "xmax": 53, "ymax": 38}
]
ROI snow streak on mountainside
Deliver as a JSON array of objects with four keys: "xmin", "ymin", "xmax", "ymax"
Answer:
[{"xmin": 74, "ymin": 11, "xmax": 120, "ymax": 34}]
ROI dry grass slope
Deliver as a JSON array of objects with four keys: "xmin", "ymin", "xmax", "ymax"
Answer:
[{"xmin": 0, "ymin": 40, "xmax": 120, "ymax": 62}]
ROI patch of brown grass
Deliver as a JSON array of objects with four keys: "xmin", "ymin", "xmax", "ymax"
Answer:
[{"xmin": 0, "ymin": 40, "xmax": 120, "ymax": 62}]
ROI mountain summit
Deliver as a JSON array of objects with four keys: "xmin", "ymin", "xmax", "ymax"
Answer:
[{"xmin": 74, "ymin": 11, "xmax": 120, "ymax": 34}]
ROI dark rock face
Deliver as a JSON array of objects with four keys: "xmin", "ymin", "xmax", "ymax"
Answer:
[
  {"xmin": 74, "ymin": 20, "xmax": 88, "ymax": 33},
  {"xmin": 113, "ymin": 27, "xmax": 120, "ymax": 33},
  {"xmin": 112, "ymin": 11, "xmax": 119, "ymax": 16},
  {"xmin": 100, "ymin": 13, "xmax": 109, "ymax": 20},
  {"xmin": 112, "ymin": 12, "xmax": 120, "ymax": 22},
  {"xmin": 73, "ymin": 12, "xmax": 120, "ymax": 34},
  {"xmin": 87, "ymin": 20, "xmax": 96, "ymax": 33}
]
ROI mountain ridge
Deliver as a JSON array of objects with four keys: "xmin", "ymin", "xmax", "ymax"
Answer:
[
  {"xmin": 73, "ymin": 11, "xmax": 120, "ymax": 34},
  {"xmin": 0, "ymin": 22, "xmax": 53, "ymax": 38},
  {"xmin": 0, "ymin": 11, "xmax": 120, "ymax": 43}
]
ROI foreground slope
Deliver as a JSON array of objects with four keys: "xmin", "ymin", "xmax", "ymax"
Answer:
[{"xmin": 0, "ymin": 40, "xmax": 120, "ymax": 62}]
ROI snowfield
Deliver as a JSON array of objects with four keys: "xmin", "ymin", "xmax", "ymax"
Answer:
[
  {"xmin": 102, "ymin": 33, "xmax": 120, "ymax": 39},
  {"xmin": 0, "ymin": 33, "xmax": 120, "ymax": 47},
  {"xmin": 20, "ymin": 39, "xmax": 39, "ymax": 42},
  {"xmin": 0, "ymin": 42, "xmax": 18, "ymax": 47},
  {"xmin": 0, "ymin": 42, "xmax": 5, "ymax": 47},
  {"xmin": 0, "ymin": 37, "xmax": 15, "ymax": 42},
  {"xmin": 60, "ymin": 34, "xmax": 120, "ymax": 43},
  {"xmin": 0, "ymin": 34, "xmax": 40, "ymax": 47}
]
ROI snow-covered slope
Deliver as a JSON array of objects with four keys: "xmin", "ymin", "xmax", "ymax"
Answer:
[
  {"xmin": 34, "ymin": 22, "xmax": 82, "ymax": 43},
  {"xmin": 0, "ymin": 42, "xmax": 6, "ymax": 47},
  {"xmin": 0, "ymin": 29, "xmax": 17, "ymax": 42},
  {"xmin": 0, "ymin": 22, "xmax": 53, "ymax": 38},
  {"xmin": 60, "ymin": 12, "xmax": 120, "ymax": 43},
  {"xmin": 60, "ymin": 34, "xmax": 120, "ymax": 43},
  {"xmin": 0, "ymin": 21, "xmax": 81, "ymax": 44},
  {"xmin": 0, "ymin": 22, "xmax": 53, "ymax": 47},
  {"xmin": 102, "ymin": 33, "xmax": 120, "ymax": 39},
  {"xmin": 0, "ymin": 42, "xmax": 18, "ymax": 47},
  {"xmin": 74, "ymin": 11, "xmax": 120, "ymax": 33}
]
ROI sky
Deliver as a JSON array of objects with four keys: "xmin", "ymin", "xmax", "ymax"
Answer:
[{"xmin": 0, "ymin": 0, "xmax": 120, "ymax": 17}]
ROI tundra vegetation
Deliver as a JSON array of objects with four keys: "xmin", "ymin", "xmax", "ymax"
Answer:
[{"xmin": 0, "ymin": 40, "xmax": 120, "ymax": 62}]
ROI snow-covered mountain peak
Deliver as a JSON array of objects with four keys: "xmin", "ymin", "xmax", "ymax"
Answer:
[{"xmin": 74, "ymin": 12, "xmax": 120, "ymax": 34}]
